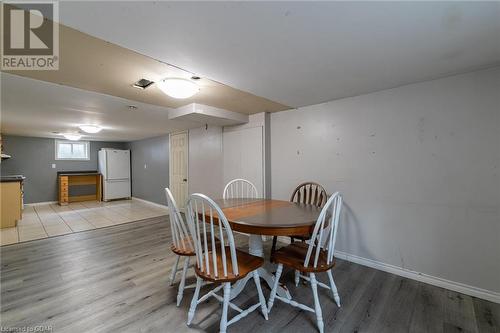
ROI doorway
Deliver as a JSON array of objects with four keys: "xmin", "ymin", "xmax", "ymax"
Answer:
[{"xmin": 169, "ymin": 131, "xmax": 188, "ymax": 209}]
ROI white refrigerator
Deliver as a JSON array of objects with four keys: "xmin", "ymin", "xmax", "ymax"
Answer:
[{"xmin": 98, "ymin": 148, "xmax": 131, "ymax": 201}]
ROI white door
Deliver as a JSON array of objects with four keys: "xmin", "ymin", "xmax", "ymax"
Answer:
[
  {"xmin": 106, "ymin": 150, "xmax": 130, "ymax": 180},
  {"xmin": 170, "ymin": 132, "xmax": 189, "ymax": 208},
  {"xmin": 223, "ymin": 126, "xmax": 264, "ymax": 196}
]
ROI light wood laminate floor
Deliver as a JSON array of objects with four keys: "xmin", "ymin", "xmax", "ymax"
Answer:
[
  {"xmin": 1, "ymin": 216, "xmax": 498, "ymax": 332},
  {"xmin": 0, "ymin": 199, "xmax": 167, "ymax": 245}
]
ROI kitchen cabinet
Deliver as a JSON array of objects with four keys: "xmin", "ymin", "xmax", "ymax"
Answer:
[{"xmin": 0, "ymin": 177, "xmax": 23, "ymax": 228}]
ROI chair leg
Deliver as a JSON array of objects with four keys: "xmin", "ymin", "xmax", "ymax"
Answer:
[
  {"xmin": 294, "ymin": 269, "xmax": 300, "ymax": 287},
  {"xmin": 310, "ymin": 273, "xmax": 324, "ymax": 333},
  {"xmin": 169, "ymin": 255, "xmax": 180, "ymax": 286},
  {"xmin": 220, "ymin": 282, "xmax": 231, "ymax": 333},
  {"xmin": 327, "ymin": 269, "xmax": 341, "ymax": 307},
  {"xmin": 176, "ymin": 256, "xmax": 190, "ymax": 306},
  {"xmin": 253, "ymin": 271, "xmax": 269, "ymax": 320},
  {"xmin": 267, "ymin": 263, "xmax": 283, "ymax": 313},
  {"xmin": 187, "ymin": 276, "xmax": 203, "ymax": 325}
]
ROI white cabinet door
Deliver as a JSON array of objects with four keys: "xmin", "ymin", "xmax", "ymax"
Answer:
[
  {"xmin": 223, "ymin": 126, "xmax": 263, "ymax": 196},
  {"xmin": 106, "ymin": 150, "xmax": 130, "ymax": 180}
]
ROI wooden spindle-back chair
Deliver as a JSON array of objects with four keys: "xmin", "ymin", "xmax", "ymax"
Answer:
[
  {"xmin": 290, "ymin": 182, "xmax": 328, "ymax": 207},
  {"xmin": 272, "ymin": 182, "xmax": 328, "ymax": 284},
  {"xmin": 165, "ymin": 188, "xmax": 196, "ymax": 306},
  {"xmin": 268, "ymin": 192, "xmax": 343, "ymax": 333},
  {"xmin": 185, "ymin": 193, "xmax": 268, "ymax": 333}
]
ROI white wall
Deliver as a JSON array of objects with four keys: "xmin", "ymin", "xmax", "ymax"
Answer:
[
  {"xmin": 223, "ymin": 127, "xmax": 264, "ymax": 195},
  {"xmin": 187, "ymin": 113, "xmax": 269, "ymax": 199},
  {"xmin": 223, "ymin": 113, "xmax": 267, "ymax": 197},
  {"xmin": 271, "ymin": 67, "xmax": 500, "ymax": 295},
  {"xmin": 188, "ymin": 126, "xmax": 224, "ymax": 198}
]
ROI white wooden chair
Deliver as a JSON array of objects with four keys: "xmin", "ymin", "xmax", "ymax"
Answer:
[
  {"xmin": 222, "ymin": 178, "xmax": 258, "ymax": 199},
  {"xmin": 267, "ymin": 192, "xmax": 343, "ymax": 333},
  {"xmin": 165, "ymin": 188, "xmax": 196, "ymax": 306},
  {"xmin": 185, "ymin": 193, "xmax": 268, "ymax": 333},
  {"xmin": 271, "ymin": 182, "xmax": 329, "ymax": 286}
]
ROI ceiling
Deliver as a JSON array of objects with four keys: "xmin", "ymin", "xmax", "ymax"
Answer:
[
  {"xmin": 1, "ymin": 73, "xmax": 203, "ymax": 141},
  {"xmin": 4, "ymin": 23, "xmax": 288, "ymax": 114},
  {"xmin": 58, "ymin": 1, "xmax": 500, "ymax": 107},
  {"xmin": 2, "ymin": 2, "xmax": 499, "ymax": 142}
]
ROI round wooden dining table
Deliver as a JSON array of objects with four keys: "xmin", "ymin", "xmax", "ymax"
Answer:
[{"xmin": 211, "ymin": 198, "xmax": 322, "ymax": 299}]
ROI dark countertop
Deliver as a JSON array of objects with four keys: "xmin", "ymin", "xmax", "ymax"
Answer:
[
  {"xmin": 57, "ymin": 171, "xmax": 101, "ymax": 176},
  {"xmin": 1, "ymin": 175, "xmax": 26, "ymax": 182}
]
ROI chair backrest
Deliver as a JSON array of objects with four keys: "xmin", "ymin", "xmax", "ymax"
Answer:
[
  {"xmin": 290, "ymin": 182, "xmax": 328, "ymax": 208},
  {"xmin": 304, "ymin": 192, "xmax": 343, "ymax": 268},
  {"xmin": 222, "ymin": 178, "xmax": 258, "ymax": 199},
  {"xmin": 186, "ymin": 193, "xmax": 239, "ymax": 278},
  {"xmin": 165, "ymin": 188, "xmax": 193, "ymax": 252}
]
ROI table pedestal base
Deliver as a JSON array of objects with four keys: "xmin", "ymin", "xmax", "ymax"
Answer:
[{"xmin": 230, "ymin": 234, "xmax": 291, "ymax": 300}]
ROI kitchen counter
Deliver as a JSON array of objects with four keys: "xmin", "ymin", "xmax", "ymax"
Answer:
[
  {"xmin": 1, "ymin": 175, "xmax": 26, "ymax": 182},
  {"xmin": 1, "ymin": 176, "xmax": 24, "ymax": 228}
]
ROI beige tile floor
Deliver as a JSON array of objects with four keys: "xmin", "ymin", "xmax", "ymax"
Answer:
[{"xmin": 0, "ymin": 199, "xmax": 168, "ymax": 246}]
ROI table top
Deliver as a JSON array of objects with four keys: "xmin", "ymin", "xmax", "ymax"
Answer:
[{"xmin": 213, "ymin": 198, "xmax": 321, "ymax": 236}]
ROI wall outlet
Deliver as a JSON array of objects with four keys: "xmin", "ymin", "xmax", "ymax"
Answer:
[{"xmin": 52, "ymin": 164, "xmax": 56, "ymax": 169}]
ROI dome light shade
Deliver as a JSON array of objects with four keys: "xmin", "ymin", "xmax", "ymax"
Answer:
[
  {"xmin": 79, "ymin": 125, "xmax": 102, "ymax": 133},
  {"xmin": 156, "ymin": 78, "xmax": 199, "ymax": 99},
  {"xmin": 63, "ymin": 133, "xmax": 82, "ymax": 141}
]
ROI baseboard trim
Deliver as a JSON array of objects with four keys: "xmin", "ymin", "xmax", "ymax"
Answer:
[
  {"xmin": 334, "ymin": 250, "xmax": 500, "ymax": 304},
  {"xmin": 25, "ymin": 201, "xmax": 58, "ymax": 206},
  {"xmin": 251, "ymin": 235, "xmax": 499, "ymax": 303},
  {"xmin": 131, "ymin": 197, "xmax": 169, "ymax": 213}
]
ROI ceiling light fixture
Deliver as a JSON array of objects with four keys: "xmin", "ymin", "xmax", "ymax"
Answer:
[
  {"xmin": 62, "ymin": 133, "xmax": 82, "ymax": 141},
  {"xmin": 156, "ymin": 78, "xmax": 199, "ymax": 99},
  {"xmin": 79, "ymin": 125, "xmax": 102, "ymax": 133}
]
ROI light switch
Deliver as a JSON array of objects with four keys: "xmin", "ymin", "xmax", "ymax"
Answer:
[
  {"xmin": 144, "ymin": 164, "xmax": 147, "ymax": 169},
  {"xmin": 52, "ymin": 164, "xmax": 56, "ymax": 169}
]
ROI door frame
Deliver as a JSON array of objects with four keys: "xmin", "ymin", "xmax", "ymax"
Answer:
[{"xmin": 169, "ymin": 130, "xmax": 189, "ymax": 210}]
